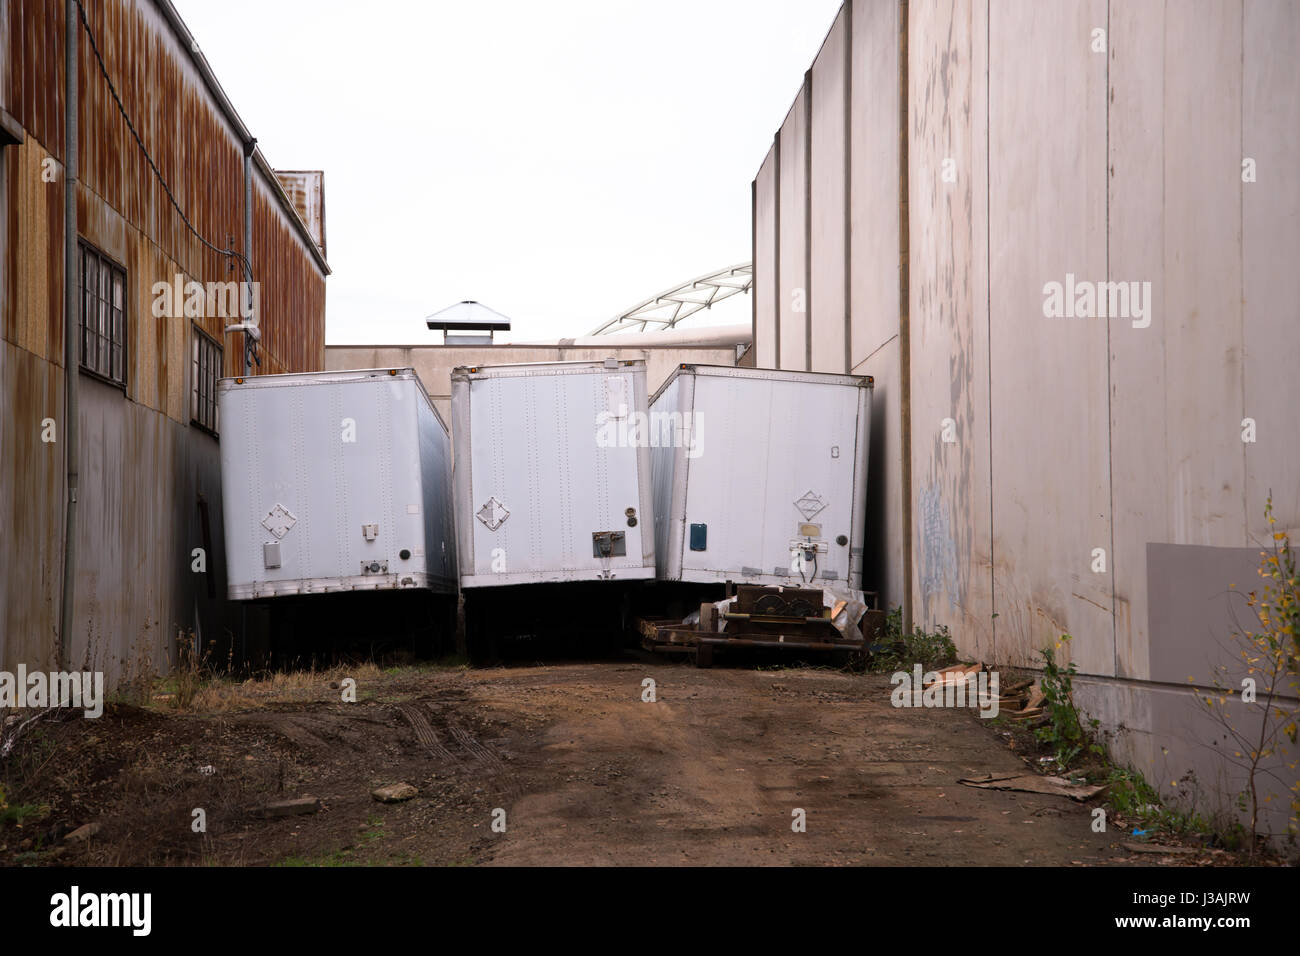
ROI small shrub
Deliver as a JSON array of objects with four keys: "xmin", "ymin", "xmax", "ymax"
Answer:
[
  {"xmin": 871, "ymin": 606, "xmax": 957, "ymax": 672},
  {"xmin": 1034, "ymin": 635, "xmax": 1102, "ymax": 771}
]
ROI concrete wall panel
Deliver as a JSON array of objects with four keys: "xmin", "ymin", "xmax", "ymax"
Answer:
[
  {"xmin": 1160, "ymin": 2, "xmax": 1245, "ymax": 552},
  {"xmin": 754, "ymin": 148, "xmax": 778, "ymax": 370},
  {"xmin": 907, "ymin": 0, "xmax": 995, "ymax": 661},
  {"xmin": 988, "ymin": 0, "xmax": 1112, "ymax": 673},
  {"xmin": 758, "ymin": 0, "xmax": 1298, "ymax": 848},
  {"xmin": 847, "ymin": 0, "xmax": 903, "ymax": 610},
  {"xmin": 778, "ymin": 87, "xmax": 809, "ymax": 371},
  {"xmin": 810, "ymin": 8, "xmax": 848, "ymax": 374},
  {"xmin": 848, "ymin": 0, "xmax": 900, "ymax": 365},
  {"xmin": 1106, "ymin": 0, "xmax": 1166, "ymax": 681},
  {"xmin": 853, "ymin": 341, "xmax": 903, "ymax": 607},
  {"xmin": 1110, "ymin": 1, "xmax": 1250, "ymax": 681},
  {"xmin": 1243, "ymin": 0, "xmax": 1300, "ymax": 536},
  {"xmin": 1078, "ymin": 677, "xmax": 1296, "ymax": 845}
]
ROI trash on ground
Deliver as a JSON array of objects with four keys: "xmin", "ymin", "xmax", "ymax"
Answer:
[{"xmin": 958, "ymin": 772, "xmax": 1106, "ymax": 802}]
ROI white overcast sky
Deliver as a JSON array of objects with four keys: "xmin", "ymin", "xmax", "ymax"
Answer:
[{"xmin": 172, "ymin": 0, "xmax": 842, "ymax": 344}]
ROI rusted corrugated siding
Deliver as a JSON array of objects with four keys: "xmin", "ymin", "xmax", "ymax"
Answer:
[
  {"xmin": 252, "ymin": 174, "xmax": 326, "ymax": 374},
  {"xmin": 274, "ymin": 169, "xmax": 325, "ymax": 258},
  {"xmin": 0, "ymin": 340, "xmax": 65, "ymax": 672},
  {"xmin": 5, "ymin": 0, "xmax": 326, "ymax": 381},
  {"xmin": 6, "ymin": 0, "xmax": 66, "ymax": 169},
  {"xmin": 1, "ymin": 138, "xmax": 64, "ymax": 361},
  {"xmin": 2, "ymin": 0, "xmax": 326, "ymax": 681}
]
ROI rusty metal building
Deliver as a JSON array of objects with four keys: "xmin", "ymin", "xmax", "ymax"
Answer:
[{"xmin": 0, "ymin": 0, "xmax": 328, "ymax": 683}]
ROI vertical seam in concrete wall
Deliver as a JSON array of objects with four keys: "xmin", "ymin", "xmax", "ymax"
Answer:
[
  {"xmin": 1238, "ymin": 0, "xmax": 1248, "ymax": 542},
  {"xmin": 843, "ymin": 0, "xmax": 853, "ymax": 374},
  {"xmin": 1161, "ymin": 6, "xmax": 1167, "ymax": 558},
  {"xmin": 985, "ymin": 0, "xmax": 996, "ymax": 661},
  {"xmin": 1106, "ymin": 0, "xmax": 1119, "ymax": 677},
  {"xmin": 899, "ymin": 0, "xmax": 913, "ymax": 635},
  {"xmin": 804, "ymin": 70, "xmax": 814, "ymax": 373},
  {"xmin": 774, "ymin": 131, "xmax": 782, "ymax": 370}
]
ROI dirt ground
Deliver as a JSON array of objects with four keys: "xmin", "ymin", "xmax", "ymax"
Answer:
[{"xmin": 0, "ymin": 655, "xmax": 1233, "ymax": 866}]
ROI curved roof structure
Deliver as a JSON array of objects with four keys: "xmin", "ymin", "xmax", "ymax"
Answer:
[{"xmin": 587, "ymin": 263, "xmax": 752, "ymax": 335}]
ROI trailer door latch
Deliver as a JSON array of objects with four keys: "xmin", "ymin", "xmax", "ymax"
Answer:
[{"xmin": 592, "ymin": 531, "xmax": 626, "ymax": 558}]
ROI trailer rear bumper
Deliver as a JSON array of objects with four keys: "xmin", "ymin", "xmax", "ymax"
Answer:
[{"xmin": 230, "ymin": 571, "xmax": 456, "ymax": 600}]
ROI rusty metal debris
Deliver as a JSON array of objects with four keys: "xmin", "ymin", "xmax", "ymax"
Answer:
[{"xmin": 638, "ymin": 584, "xmax": 871, "ymax": 667}]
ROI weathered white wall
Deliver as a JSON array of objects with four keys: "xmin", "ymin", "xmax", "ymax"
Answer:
[
  {"xmin": 987, "ymin": 0, "xmax": 1113, "ymax": 674},
  {"xmin": 809, "ymin": 7, "xmax": 848, "ymax": 375},
  {"xmin": 754, "ymin": 0, "xmax": 1300, "ymax": 837},
  {"xmin": 907, "ymin": 0, "xmax": 995, "ymax": 661},
  {"xmin": 777, "ymin": 87, "xmax": 809, "ymax": 371},
  {"xmin": 1243, "ymin": 0, "xmax": 1300, "ymax": 540},
  {"xmin": 326, "ymin": 344, "xmax": 738, "ymax": 427},
  {"xmin": 753, "ymin": 149, "xmax": 778, "ymax": 368},
  {"xmin": 848, "ymin": 0, "xmax": 905, "ymax": 610}
]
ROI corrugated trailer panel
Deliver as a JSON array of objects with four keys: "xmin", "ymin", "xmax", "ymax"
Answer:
[
  {"xmin": 217, "ymin": 368, "xmax": 455, "ymax": 599},
  {"xmin": 652, "ymin": 365, "xmax": 872, "ymax": 588},
  {"xmin": 452, "ymin": 360, "xmax": 655, "ymax": 587}
]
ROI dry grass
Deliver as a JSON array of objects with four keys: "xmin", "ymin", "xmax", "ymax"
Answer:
[{"xmin": 175, "ymin": 662, "xmax": 385, "ymax": 714}]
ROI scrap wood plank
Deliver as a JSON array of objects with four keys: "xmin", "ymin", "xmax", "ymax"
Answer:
[
  {"xmin": 926, "ymin": 663, "xmax": 984, "ymax": 687},
  {"xmin": 958, "ymin": 772, "xmax": 1105, "ymax": 802},
  {"xmin": 1122, "ymin": 842, "xmax": 1199, "ymax": 856}
]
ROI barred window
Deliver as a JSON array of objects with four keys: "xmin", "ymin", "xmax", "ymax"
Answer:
[
  {"xmin": 191, "ymin": 326, "xmax": 221, "ymax": 434},
  {"xmin": 78, "ymin": 242, "xmax": 127, "ymax": 387}
]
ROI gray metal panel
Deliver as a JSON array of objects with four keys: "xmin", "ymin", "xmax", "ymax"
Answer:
[{"xmin": 1145, "ymin": 543, "xmax": 1264, "ymax": 687}]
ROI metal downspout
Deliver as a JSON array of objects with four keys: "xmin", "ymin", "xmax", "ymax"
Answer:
[{"xmin": 59, "ymin": 0, "xmax": 79, "ymax": 670}]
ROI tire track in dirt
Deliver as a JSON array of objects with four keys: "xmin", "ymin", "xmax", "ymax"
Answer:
[
  {"xmin": 396, "ymin": 703, "xmax": 459, "ymax": 764},
  {"xmin": 449, "ymin": 721, "xmax": 504, "ymax": 771},
  {"xmin": 448, "ymin": 717, "xmax": 523, "ymax": 800}
]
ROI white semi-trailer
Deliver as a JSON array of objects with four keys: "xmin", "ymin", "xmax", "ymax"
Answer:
[
  {"xmin": 217, "ymin": 368, "xmax": 457, "ymax": 656},
  {"xmin": 650, "ymin": 364, "xmax": 872, "ymax": 590},
  {"xmin": 450, "ymin": 359, "xmax": 656, "ymax": 653}
]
